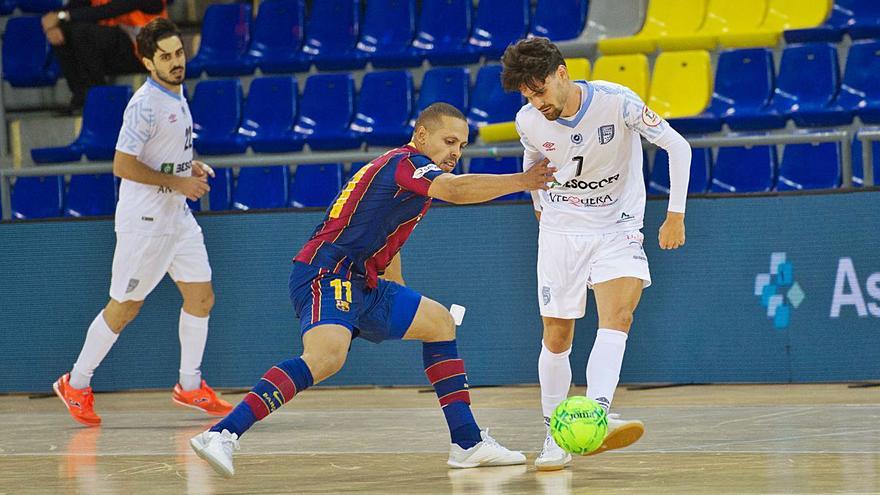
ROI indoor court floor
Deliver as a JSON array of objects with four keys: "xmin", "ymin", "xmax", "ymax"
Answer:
[{"xmin": 1, "ymin": 384, "xmax": 878, "ymax": 494}]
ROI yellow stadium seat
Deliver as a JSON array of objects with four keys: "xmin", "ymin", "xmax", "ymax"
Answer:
[
  {"xmin": 565, "ymin": 58, "xmax": 591, "ymax": 81},
  {"xmin": 598, "ymin": 0, "xmax": 708, "ymax": 55},
  {"xmin": 648, "ymin": 50, "xmax": 713, "ymax": 119},
  {"xmin": 658, "ymin": 0, "xmax": 768, "ymax": 51},
  {"xmin": 479, "ymin": 58, "xmax": 591, "ymax": 143},
  {"xmin": 592, "ymin": 54, "xmax": 650, "ymax": 101},
  {"xmin": 718, "ymin": 0, "xmax": 832, "ymax": 48}
]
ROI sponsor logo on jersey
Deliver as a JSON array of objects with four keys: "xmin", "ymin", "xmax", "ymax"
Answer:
[
  {"xmin": 642, "ymin": 106, "xmax": 662, "ymax": 127},
  {"xmin": 168, "ymin": 113, "xmax": 177, "ymax": 123},
  {"xmin": 557, "ymin": 173, "xmax": 620, "ymax": 190},
  {"xmin": 571, "ymin": 133, "xmax": 583, "ymax": 145},
  {"xmin": 547, "ymin": 193, "xmax": 617, "ymax": 207},
  {"xmin": 598, "ymin": 124, "xmax": 615, "ymax": 145},
  {"xmin": 542, "ymin": 141, "xmax": 556, "ymax": 151},
  {"xmin": 412, "ymin": 164, "xmax": 442, "ymax": 179}
]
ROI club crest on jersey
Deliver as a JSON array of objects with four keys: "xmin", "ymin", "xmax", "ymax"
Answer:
[
  {"xmin": 412, "ymin": 164, "xmax": 442, "ymax": 179},
  {"xmin": 570, "ymin": 133, "xmax": 583, "ymax": 145},
  {"xmin": 642, "ymin": 106, "xmax": 662, "ymax": 127},
  {"xmin": 598, "ymin": 125, "xmax": 615, "ymax": 145},
  {"xmin": 542, "ymin": 141, "xmax": 556, "ymax": 151}
]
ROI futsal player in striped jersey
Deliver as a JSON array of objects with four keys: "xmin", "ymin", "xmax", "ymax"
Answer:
[{"xmin": 190, "ymin": 103, "xmax": 557, "ymax": 477}]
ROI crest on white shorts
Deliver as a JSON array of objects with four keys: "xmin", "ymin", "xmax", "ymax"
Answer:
[
  {"xmin": 126, "ymin": 278, "xmax": 140, "ymax": 294},
  {"xmin": 542, "ymin": 286, "xmax": 551, "ymax": 305}
]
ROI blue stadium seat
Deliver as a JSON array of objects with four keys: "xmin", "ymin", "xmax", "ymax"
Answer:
[
  {"xmin": 415, "ymin": 67, "xmax": 470, "ymax": 116},
  {"xmin": 468, "ymin": 0, "xmax": 530, "ymax": 60},
  {"xmin": 186, "ymin": 3, "xmax": 254, "ymax": 77},
  {"xmin": 711, "ymin": 144, "xmax": 777, "ymax": 193},
  {"xmin": 11, "ymin": 175, "xmax": 63, "ymax": 219},
  {"xmin": 776, "ymin": 141, "xmax": 841, "ymax": 191},
  {"xmin": 244, "ymin": 0, "xmax": 310, "ymax": 74},
  {"xmin": 186, "ymin": 167, "xmax": 233, "ymax": 212},
  {"xmin": 17, "ymin": 0, "xmax": 60, "ymax": 13},
  {"xmin": 31, "ymin": 85, "xmax": 132, "ymax": 163},
  {"xmin": 351, "ymin": 71, "xmax": 414, "ymax": 147},
  {"xmin": 770, "ymin": 43, "xmax": 850, "ymax": 128},
  {"xmin": 232, "ymin": 166, "xmax": 289, "ymax": 210},
  {"xmin": 0, "ymin": 0, "xmax": 18, "ymax": 15},
  {"xmin": 302, "ymin": 0, "xmax": 365, "ymax": 71},
  {"xmin": 468, "ymin": 157, "xmax": 528, "ymax": 200},
  {"xmin": 290, "ymin": 163, "xmax": 344, "ymax": 208},
  {"xmin": 851, "ymin": 132, "xmax": 880, "ymax": 187},
  {"xmin": 836, "ymin": 40, "xmax": 880, "ymax": 124},
  {"xmin": 409, "ymin": 0, "xmax": 481, "ymax": 66},
  {"xmin": 295, "ymin": 74, "xmax": 360, "ymax": 151},
  {"xmin": 784, "ymin": 0, "xmax": 854, "ymax": 43},
  {"xmin": 467, "ymin": 65, "xmax": 524, "ymax": 134},
  {"xmin": 2, "ymin": 16, "xmax": 60, "ymax": 87},
  {"xmin": 357, "ymin": 0, "xmax": 421, "ymax": 69},
  {"xmin": 191, "ymin": 80, "xmax": 248, "ymax": 155},
  {"xmin": 530, "ymin": 0, "xmax": 588, "ymax": 42},
  {"xmin": 842, "ymin": 0, "xmax": 880, "ymax": 40},
  {"xmin": 65, "ymin": 173, "xmax": 116, "ymax": 217},
  {"xmin": 675, "ymin": 49, "xmax": 774, "ymax": 134},
  {"xmin": 648, "ymin": 148, "xmax": 711, "ymax": 195},
  {"xmin": 239, "ymin": 76, "xmax": 303, "ymax": 153}
]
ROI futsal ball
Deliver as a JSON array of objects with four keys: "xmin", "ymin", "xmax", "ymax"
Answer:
[{"xmin": 549, "ymin": 396, "xmax": 608, "ymax": 455}]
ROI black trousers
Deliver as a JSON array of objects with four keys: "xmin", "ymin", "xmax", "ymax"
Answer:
[{"xmin": 53, "ymin": 22, "xmax": 146, "ymax": 107}]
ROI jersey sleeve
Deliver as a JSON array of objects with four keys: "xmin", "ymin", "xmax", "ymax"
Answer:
[
  {"xmin": 620, "ymin": 86, "xmax": 669, "ymax": 144},
  {"xmin": 394, "ymin": 155, "xmax": 445, "ymax": 196},
  {"xmin": 115, "ymin": 98, "xmax": 156, "ymax": 157},
  {"xmin": 517, "ymin": 118, "xmax": 545, "ymax": 169}
]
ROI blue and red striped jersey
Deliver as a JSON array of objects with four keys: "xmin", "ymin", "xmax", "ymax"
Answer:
[{"xmin": 294, "ymin": 145, "xmax": 445, "ymax": 288}]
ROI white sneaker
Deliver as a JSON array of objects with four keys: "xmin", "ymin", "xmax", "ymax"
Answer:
[
  {"xmin": 447, "ymin": 430, "xmax": 526, "ymax": 468},
  {"xmin": 190, "ymin": 429, "xmax": 240, "ymax": 477},
  {"xmin": 584, "ymin": 413, "xmax": 645, "ymax": 456},
  {"xmin": 534, "ymin": 432, "xmax": 572, "ymax": 471}
]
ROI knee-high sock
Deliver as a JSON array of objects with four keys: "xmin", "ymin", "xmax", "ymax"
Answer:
[
  {"xmin": 70, "ymin": 311, "xmax": 119, "ymax": 390},
  {"xmin": 179, "ymin": 310, "xmax": 209, "ymax": 391},
  {"xmin": 423, "ymin": 340, "xmax": 482, "ymax": 449},
  {"xmin": 585, "ymin": 328, "xmax": 628, "ymax": 412},
  {"xmin": 210, "ymin": 357, "xmax": 313, "ymax": 438},
  {"xmin": 539, "ymin": 341, "xmax": 572, "ymax": 422}
]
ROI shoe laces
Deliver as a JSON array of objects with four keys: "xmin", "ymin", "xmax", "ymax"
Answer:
[
  {"xmin": 480, "ymin": 429, "xmax": 501, "ymax": 449},
  {"xmin": 219, "ymin": 430, "xmax": 241, "ymax": 454}
]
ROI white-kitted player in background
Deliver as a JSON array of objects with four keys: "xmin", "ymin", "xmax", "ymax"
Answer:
[{"xmin": 501, "ymin": 36, "xmax": 691, "ymax": 470}]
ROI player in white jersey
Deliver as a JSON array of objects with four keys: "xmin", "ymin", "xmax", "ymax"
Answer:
[
  {"xmin": 53, "ymin": 19, "xmax": 232, "ymax": 426},
  {"xmin": 501, "ymin": 38, "xmax": 691, "ymax": 470}
]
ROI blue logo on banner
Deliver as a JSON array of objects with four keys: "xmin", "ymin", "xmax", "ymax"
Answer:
[{"xmin": 754, "ymin": 252, "xmax": 806, "ymax": 329}]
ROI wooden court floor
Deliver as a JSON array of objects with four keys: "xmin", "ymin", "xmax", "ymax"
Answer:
[{"xmin": 1, "ymin": 384, "xmax": 878, "ymax": 494}]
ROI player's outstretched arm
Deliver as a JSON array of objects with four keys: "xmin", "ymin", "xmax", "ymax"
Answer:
[
  {"xmin": 427, "ymin": 159, "xmax": 556, "ymax": 204},
  {"xmin": 113, "ymin": 151, "xmax": 210, "ymax": 201}
]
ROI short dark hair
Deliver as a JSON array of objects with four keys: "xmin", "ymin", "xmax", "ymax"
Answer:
[
  {"xmin": 414, "ymin": 102, "xmax": 467, "ymax": 131},
  {"xmin": 136, "ymin": 18, "xmax": 182, "ymax": 61},
  {"xmin": 500, "ymin": 37, "xmax": 566, "ymax": 93}
]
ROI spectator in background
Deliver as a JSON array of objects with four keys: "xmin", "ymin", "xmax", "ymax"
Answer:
[{"xmin": 41, "ymin": 0, "xmax": 168, "ymax": 114}]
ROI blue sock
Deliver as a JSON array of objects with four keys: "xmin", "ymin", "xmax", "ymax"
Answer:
[
  {"xmin": 210, "ymin": 357, "xmax": 313, "ymax": 438},
  {"xmin": 423, "ymin": 340, "xmax": 482, "ymax": 449}
]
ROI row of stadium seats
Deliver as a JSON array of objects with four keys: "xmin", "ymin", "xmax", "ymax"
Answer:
[
  {"xmin": 0, "ymin": 0, "xmax": 59, "ymax": 15},
  {"xmin": 189, "ymin": 0, "xmax": 586, "ymax": 76},
  {"xmin": 10, "ymin": 135, "xmax": 880, "ymax": 220},
  {"xmin": 29, "ymin": 64, "xmax": 524, "ymax": 162}
]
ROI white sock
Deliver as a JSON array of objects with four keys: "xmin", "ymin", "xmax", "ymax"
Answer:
[
  {"xmin": 539, "ymin": 341, "xmax": 572, "ymax": 420},
  {"xmin": 69, "ymin": 311, "xmax": 119, "ymax": 389},
  {"xmin": 585, "ymin": 328, "xmax": 628, "ymax": 412},
  {"xmin": 179, "ymin": 309, "xmax": 209, "ymax": 391}
]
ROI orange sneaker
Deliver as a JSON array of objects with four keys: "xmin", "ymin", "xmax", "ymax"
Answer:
[
  {"xmin": 53, "ymin": 373, "xmax": 101, "ymax": 427},
  {"xmin": 172, "ymin": 380, "xmax": 233, "ymax": 416}
]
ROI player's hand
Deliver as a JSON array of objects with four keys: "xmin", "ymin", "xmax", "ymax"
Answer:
[
  {"xmin": 41, "ymin": 12, "xmax": 59, "ymax": 31},
  {"xmin": 174, "ymin": 176, "xmax": 211, "ymax": 201},
  {"xmin": 192, "ymin": 160, "xmax": 215, "ymax": 179},
  {"xmin": 519, "ymin": 158, "xmax": 556, "ymax": 191},
  {"xmin": 658, "ymin": 211, "xmax": 685, "ymax": 249},
  {"xmin": 45, "ymin": 26, "xmax": 64, "ymax": 46}
]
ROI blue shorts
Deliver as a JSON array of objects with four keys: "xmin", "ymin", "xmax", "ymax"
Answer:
[{"xmin": 289, "ymin": 262, "xmax": 423, "ymax": 343}]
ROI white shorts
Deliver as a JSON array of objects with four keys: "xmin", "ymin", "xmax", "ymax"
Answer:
[
  {"xmin": 537, "ymin": 229, "xmax": 651, "ymax": 319},
  {"xmin": 109, "ymin": 228, "xmax": 212, "ymax": 302}
]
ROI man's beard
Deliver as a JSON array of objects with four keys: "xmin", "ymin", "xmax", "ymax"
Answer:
[{"xmin": 157, "ymin": 68, "xmax": 184, "ymax": 86}]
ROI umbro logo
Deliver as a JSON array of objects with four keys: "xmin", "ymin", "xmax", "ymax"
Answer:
[
  {"xmin": 542, "ymin": 141, "xmax": 556, "ymax": 151},
  {"xmin": 168, "ymin": 113, "xmax": 177, "ymax": 123}
]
